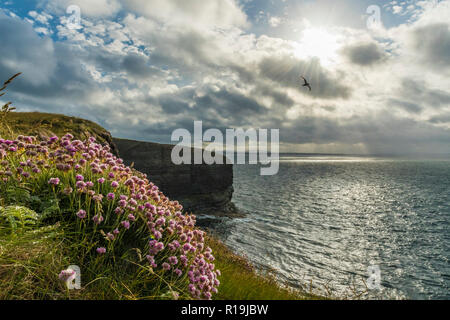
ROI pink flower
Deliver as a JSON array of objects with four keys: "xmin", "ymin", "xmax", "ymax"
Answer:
[
  {"xmin": 156, "ymin": 217, "xmax": 166, "ymax": 226},
  {"xmin": 97, "ymin": 177, "xmax": 105, "ymax": 184},
  {"xmin": 48, "ymin": 177, "xmax": 60, "ymax": 185},
  {"xmin": 76, "ymin": 181, "xmax": 86, "ymax": 189},
  {"xmin": 58, "ymin": 269, "xmax": 75, "ymax": 281},
  {"xmin": 111, "ymin": 181, "xmax": 119, "ymax": 188},
  {"xmin": 107, "ymin": 193, "xmax": 115, "ymax": 200},
  {"xmin": 118, "ymin": 200, "xmax": 127, "ymax": 208},
  {"xmin": 146, "ymin": 255, "xmax": 155, "ymax": 264},
  {"xmin": 162, "ymin": 262, "xmax": 171, "ymax": 271},
  {"xmin": 121, "ymin": 220, "xmax": 130, "ymax": 229},
  {"xmin": 174, "ymin": 269, "xmax": 183, "ymax": 277},
  {"xmin": 76, "ymin": 174, "xmax": 84, "ymax": 181},
  {"xmin": 168, "ymin": 256, "xmax": 178, "ymax": 265},
  {"xmin": 153, "ymin": 230, "xmax": 162, "ymax": 240},
  {"xmin": 96, "ymin": 247, "xmax": 106, "ymax": 254},
  {"xmin": 76, "ymin": 209, "xmax": 86, "ymax": 219},
  {"xmin": 92, "ymin": 215, "xmax": 104, "ymax": 225}
]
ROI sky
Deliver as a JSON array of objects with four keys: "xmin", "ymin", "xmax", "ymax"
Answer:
[{"xmin": 0, "ymin": 0, "xmax": 450, "ymax": 155}]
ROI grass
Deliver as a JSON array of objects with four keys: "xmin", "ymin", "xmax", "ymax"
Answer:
[
  {"xmin": 0, "ymin": 212, "xmax": 321, "ymax": 300},
  {"xmin": 0, "ymin": 112, "xmax": 117, "ymax": 154}
]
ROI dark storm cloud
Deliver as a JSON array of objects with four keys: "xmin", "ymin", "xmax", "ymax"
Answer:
[
  {"xmin": 258, "ymin": 55, "xmax": 352, "ymax": 99},
  {"xmin": 249, "ymin": 82, "xmax": 295, "ymax": 109},
  {"xmin": 428, "ymin": 114, "xmax": 450, "ymax": 124},
  {"xmin": 155, "ymin": 85, "xmax": 269, "ymax": 128},
  {"xmin": 204, "ymin": 88, "xmax": 268, "ymax": 117},
  {"xmin": 139, "ymin": 115, "xmax": 235, "ymax": 144},
  {"xmin": 159, "ymin": 96, "xmax": 191, "ymax": 114},
  {"xmin": 400, "ymin": 79, "xmax": 450, "ymax": 109},
  {"xmin": 342, "ymin": 42, "xmax": 387, "ymax": 66},
  {"xmin": 279, "ymin": 112, "xmax": 450, "ymax": 154},
  {"xmin": 413, "ymin": 23, "xmax": 450, "ymax": 68},
  {"xmin": 0, "ymin": 12, "xmax": 98, "ymax": 100},
  {"xmin": 388, "ymin": 98, "xmax": 423, "ymax": 114},
  {"xmin": 90, "ymin": 51, "xmax": 123, "ymax": 73},
  {"xmin": 122, "ymin": 53, "xmax": 162, "ymax": 78}
]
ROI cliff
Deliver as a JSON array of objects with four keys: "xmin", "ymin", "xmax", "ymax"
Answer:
[
  {"xmin": 113, "ymin": 138, "xmax": 238, "ymax": 216},
  {"xmin": 2, "ymin": 112, "xmax": 237, "ymax": 216}
]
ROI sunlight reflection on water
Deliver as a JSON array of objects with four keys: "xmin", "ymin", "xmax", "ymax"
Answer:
[{"xmin": 205, "ymin": 157, "xmax": 450, "ymax": 300}]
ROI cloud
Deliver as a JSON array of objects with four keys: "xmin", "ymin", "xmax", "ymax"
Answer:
[
  {"xmin": 342, "ymin": 42, "xmax": 388, "ymax": 66},
  {"xmin": 388, "ymin": 99, "xmax": 423, "ymax": 114},
  {"xmin": 43, "ymin": 0, "xmax": 122, "ymax": 18},
  {"xmin": 124, "ymin": 0, "xmax": 248, "ymax": 30},
  {"xmin": 392, "ymin": 5, "xmax": 403, "ymax": 15},
  {"xmin": 1, "ymin": 1, "xmax": 450, "ymax": 155},
  {"xmin": 428, "ymin": 114, "xmax": 450, "ymax": 124},
  {"xmin": 258, "ymin": 55, "xmax": 352, "ymax": 99},
  {"xmin": 28, "ymin": 10, "xmax": 52, "ymax": 25},
  {"xmin": 280, "ymin": 112, "xmax": 450, "ymax": 155},
  {"xmin": 399, "ymin": 79, "xmax": 450, "ymax": 109},
  {"xmin": 411, "ymin": 23, "xmax": 450, "ymax": 69},
  {"xmin": 268, "ymin": 16, "xmax": 282, "ymax": 28},
  {"xmin": 121, "ymin": 53, "xmax": 162, "ymax": 79},
  {"xmin": 0, "ymin": 12, "xmax": 56, "ymax": 86}
]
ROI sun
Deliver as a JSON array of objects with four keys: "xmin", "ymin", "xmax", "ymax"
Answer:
[{"xmin": 294, "ymin": 27, "xmax": 341, "ymax": 66}]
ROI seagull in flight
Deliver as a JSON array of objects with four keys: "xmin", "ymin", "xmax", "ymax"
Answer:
[{"xmin": 300, "ymin": 76, "xmax": 312, "ymax": 91}]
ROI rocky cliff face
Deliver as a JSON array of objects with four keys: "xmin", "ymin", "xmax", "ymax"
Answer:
[{"xmin": 113, "ymin": 138, "xmax": 237, "ymax": 216}]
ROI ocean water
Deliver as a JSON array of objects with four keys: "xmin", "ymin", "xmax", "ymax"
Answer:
[{"xmin": 205, "ymin": 156, "xmax": 450, "ymax": 300}]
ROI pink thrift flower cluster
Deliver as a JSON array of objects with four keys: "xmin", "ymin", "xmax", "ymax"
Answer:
[
  {"xmin": 58, "ymin": 269, "xmax": 76, "ymax": 282},
  {"xmin": 0, "ymin": 134, "xmax": 220, "ymax": 300}
]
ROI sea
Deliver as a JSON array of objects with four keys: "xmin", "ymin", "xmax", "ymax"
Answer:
[{"xmin": 202, "ymin": 155, "xmax": 450, "ymax": 300}]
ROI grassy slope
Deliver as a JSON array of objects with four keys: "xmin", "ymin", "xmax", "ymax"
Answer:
[
  {"xmin": 0, "ymin": 112, "xmax": 323, "ymax": 300},
  {"xmin": 1, "ymin": 112, "xmax": 118, "ymax": 155},
  {"xmin": 0, "ymin": 221, "xmax": 320, "ymax": 300}
]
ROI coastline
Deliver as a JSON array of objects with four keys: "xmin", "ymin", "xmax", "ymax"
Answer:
[{"xmin": 0, "ymin": 111, "xmax": 321, "ymax": 300}]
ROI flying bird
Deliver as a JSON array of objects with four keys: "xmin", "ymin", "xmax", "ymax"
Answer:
[{"xmin": 300, "ymin": 76, "xmax": 311, "ymax": 91}]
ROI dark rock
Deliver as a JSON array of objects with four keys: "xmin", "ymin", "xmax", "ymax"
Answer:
[{"xmin": 113, "ymin": 138, "xmax": 239, "ymax": 217}]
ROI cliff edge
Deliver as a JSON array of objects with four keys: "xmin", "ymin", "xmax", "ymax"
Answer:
[
  {"xmin": 2, "ymin": 112, "xmax": 237, "ymax": 217},
  {"xmin": 113, "ymin": 138, "xmax": 238, "ymax": 216}
]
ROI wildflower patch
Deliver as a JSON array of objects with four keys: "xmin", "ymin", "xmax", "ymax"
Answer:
[{"xmin": 0, "ymin": 134, "xmax": 220, "ymax": 299}]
